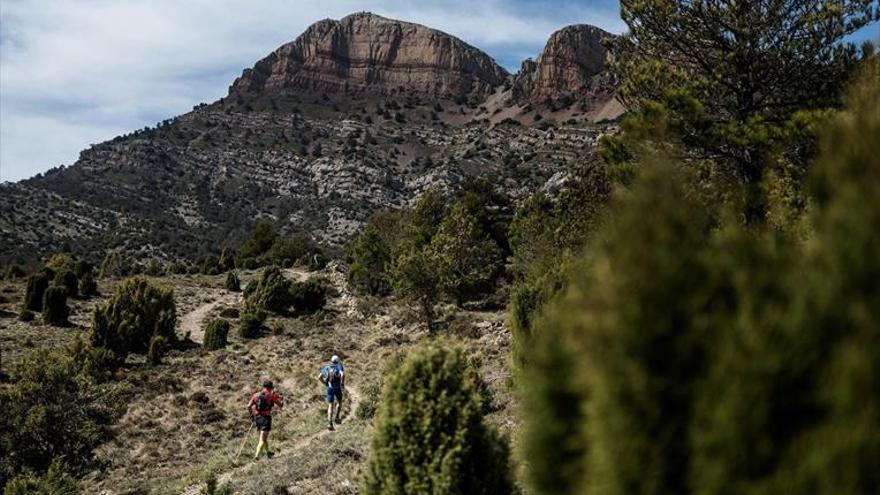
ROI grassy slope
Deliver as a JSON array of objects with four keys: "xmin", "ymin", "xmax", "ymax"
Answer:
[{"xmin": 0, "ymin": 267, "xmax": 516, "ymax": 494}]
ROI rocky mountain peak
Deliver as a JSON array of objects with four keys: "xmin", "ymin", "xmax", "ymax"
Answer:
[
  {"xmin": 230, "ymin": 12, "xmax": 509, "ymax": 99},
  {"xmin": 515, "ymin": 24, "xmax": 615, "ymax": 104}
]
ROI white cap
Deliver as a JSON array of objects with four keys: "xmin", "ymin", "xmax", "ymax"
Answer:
[{"xmin": 331, "ymin": 355, "xmax": 339, "ymax": 363}]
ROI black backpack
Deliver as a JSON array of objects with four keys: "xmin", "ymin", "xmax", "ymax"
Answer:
[{"xmin": 255, "ymin": 392, "xmax": 270, "ymax": 412}]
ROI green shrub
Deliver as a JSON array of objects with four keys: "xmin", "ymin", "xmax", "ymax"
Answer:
[
  {"xmin": 73, "ymin": 260, "xmax": 93, "ymax": 278},
  {"xmin": 289, "ymin": 278, "xmax": 327, "ymax": 314},
  {"xmin": 23, "ymin": 268, "xmax": 53, "ymax": 312},
  {"xmin": 363, "ymin": 344, "xmax": 512, "ymax": 495},
  {"xmin": 147, "ymin": 335, "xmax": 166, "ymax": 366},
  {"xmin": 203, "ymin": 318, "xmax": 230, "ymax": 351},
  {"xmin": 225, "ymin": 271, "xmax": 240, "ymax": 292},
  {"xmin": 45, "ymin": 254, "xmax": 75, "ymax": 274},
  {"xmin": 53, "ymin": 270, "xmax": 78, "ymax": 298},
  {"xmin": 99, "ymin": 251, "xmax": 130, "ymax": 278},
  {"xmin": 41, "ymin": 285, "xmax": 69, "ymax": 327},
  {"xmin": 235, "ymin": 220, "xmax": 278, "ymax": 267},
  {"xmin": 78, "ymin": 271, "xmax": 98, "ymax": 297},
  {"xmin": 243, "ymin": 266, "xmax": 293, "ymax": 313},
  {"xmin": 0, "ymin": 344, "xmax": 121, "ymax": 484},
  {"xmin": 3, "ymin": 461, "xmax": 78, "ymax": 495},
  {"xmin": 90, "ymin": 277, "xmax": 177, "ymax": 362},
  {"xmin": 238, "ymin": 309, "xmax": 265, "ymax": 339}
]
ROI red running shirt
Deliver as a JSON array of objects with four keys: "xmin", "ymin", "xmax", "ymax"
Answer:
[{"xmin": 248, "ymin": 390, "xmax": 283, "ymax": 416}]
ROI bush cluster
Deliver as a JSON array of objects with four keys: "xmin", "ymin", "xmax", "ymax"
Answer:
[
  {"xmin": 243, "ymin": 266, "xmax": 327, "ymax": 315},
  {"xmin": 233, "ymin": 220, "xmax": 326, "ymax": 270},
  {"xmin": 90, "ymin": 277, "xmax": 177, "ymax": 363}
]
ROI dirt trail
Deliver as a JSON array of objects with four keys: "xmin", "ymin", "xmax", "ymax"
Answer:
[
  {"xmin": 182, "ymin": 384, "xmax": 361, "ymax": 494},
  {"xmin": 179, "ymin": 292, "xmax": 241, "ymax": 343}
]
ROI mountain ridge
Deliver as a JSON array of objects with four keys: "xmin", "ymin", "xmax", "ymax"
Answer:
[{"xmin": 0, "ymin": 11, "xmax": 623, "ymax": 264}]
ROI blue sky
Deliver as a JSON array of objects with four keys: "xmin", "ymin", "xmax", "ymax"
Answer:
[{"xmin": 0, "ymin": 1, "xmax": 876, "ymax": 182}]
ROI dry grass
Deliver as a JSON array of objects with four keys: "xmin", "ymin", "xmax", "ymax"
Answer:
[{"xmin": 0, "ymin": 269, "xmax": 517, "ymax": 494}]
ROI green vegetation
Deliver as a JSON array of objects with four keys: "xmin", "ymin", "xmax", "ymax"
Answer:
[
  {"xmin": 243, "ymin": 266, "xmax": 294, "ymax": 313},
  {"xmin": 521, "ymin": 62, "xmax": 880, "ymax": 495},
  {"xmin": 3, "ymin": 461, "xmax": 78, "ymax": 495},
  {"xmin": 0, "ymin": 341, "xmax": 122, "ymax": 490},
  {"xmin": 78, "ymin": 271, "xmax": 98, "ymax": 297},
  {"xmin": 364, "ymin": 344, "xmax": 512, "ymax": 495},
  {"xmin": 234, "ymin": 220, "xmax": 325, "ymax": 270},
  {"xmin": 53, "ymin": 269, "xmax": 78, "ymax": 298},
  {"xmin": 90, "ymin": 277, "xmax": 177, "ymax": 363},
  {"xmin": 224, "ymin": 271, "xmax": 240, "ymax": 292},
  {"xmin": 202, "ymin": 318, "xmax": 230, "ymax": 351},
  {"xmin": 348, "ymin": 182, "xmax": 510, "ymax": 328},
  {"xmin": 41, "ymin": 285, "xmax": 69, "ymax": 327},
  {"xmin": 289, "ymin": 278, "xmax": 327, "ymax": 314},
  {"xmin": 346, "ymin": 222, "xmax": 393, "ymax": 296},
  {"xmin": 430, "ymin": 201, "xmax": 503, "ymax": 305},
  {"xmin": 612, "ymin": 0, "xmax": 877, "ymax": 222},
  {"xmin": 238, "ymin": 309, "xmax": 265, "ymax": 339},
  {"xmin": 507, "ymin": 163, "xmax": 612, "ymax": 366},
  {"xmin": 23, "ymin": 268, "xmax": 53, "ymax": 312}
]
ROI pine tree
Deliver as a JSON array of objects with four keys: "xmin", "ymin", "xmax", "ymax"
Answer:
[
  {"xmin": 364, "ymin": 344, "xmax": 512, "ymax": 495},
  {"xmin": 347, "ymin": 222, "xmax": 393, "ymax": 296},
  {"xmin": 430, "ymin": 202, "xmax": 503, "ymax": 305},
  {"xmin": 614, "ymin": 0, "xmax": 877, "ymax": 221}
]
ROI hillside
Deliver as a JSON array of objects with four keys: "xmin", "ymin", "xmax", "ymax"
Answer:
[
  {"xmin": 0, "ymin": 12, "xmax": 620, "ymax": 264},
  {"xmin": 0, "ymin": 264, "xmax": 513, "ymax": 494}
]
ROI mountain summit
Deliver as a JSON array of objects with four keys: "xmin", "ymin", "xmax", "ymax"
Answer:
[
  {"xmin": 0, "ymin": 13, "xmax": 622, "ymax": 262},
  {"xmin": 230, "ymin": 12, "xmax": 509, "ymax": 99}
]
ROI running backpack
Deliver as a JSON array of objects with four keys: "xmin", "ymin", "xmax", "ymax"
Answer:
[
  {"xmin": 255, "ymin": 392, "xmax": 270, "ymax": 412},
  {"xmin": 325, "ymin": 365, "xmax": 341, "ymax": 386}
]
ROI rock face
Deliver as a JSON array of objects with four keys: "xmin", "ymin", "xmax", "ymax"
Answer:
[
  {"xmin": 516, "ymin": 24, "xmax": 614, "ymax": 103},
  {"xmin": 231, "ymin": 12, "xmax": 509, "ymax": 98},
  {"xmin": 0, "ymin": 13, "xmax": 624, "ymax": 263}
]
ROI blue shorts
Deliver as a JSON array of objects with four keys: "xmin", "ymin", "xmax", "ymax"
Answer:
[{"xmin": 325, "ymin": 387, "xmax": 343, "ymax": 403}]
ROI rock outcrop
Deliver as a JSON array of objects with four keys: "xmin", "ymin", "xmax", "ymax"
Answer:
[
  {"xmin": 230, "ymin": 12, "xmax": 509, "ymax": 99},
  {"xmin": 514, "ymin": 24, "xmax": 614, "ymax": 104}
]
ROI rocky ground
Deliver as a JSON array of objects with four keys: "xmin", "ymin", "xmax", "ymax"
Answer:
[{"xmin": 0, "ymin": 265, "xmax": 515, "ymax": 495}]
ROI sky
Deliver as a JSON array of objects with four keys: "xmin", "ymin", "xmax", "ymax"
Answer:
[{"xmin": 0, "ymin": 1, "xmax": 876, "ymax": 182}]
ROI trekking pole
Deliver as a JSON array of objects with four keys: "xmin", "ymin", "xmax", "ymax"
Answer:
[{"xmin": 233, "ymin": 416, "xmax": 254, "ymax": 463}]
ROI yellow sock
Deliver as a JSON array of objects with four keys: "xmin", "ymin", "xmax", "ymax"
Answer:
[{"xmin": 254, "ymin": 439, "xmax": 265, "ymax": 459}]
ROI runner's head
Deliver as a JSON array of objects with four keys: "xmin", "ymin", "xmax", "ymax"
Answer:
[
  {"xmin": 262, "ymin": 380, "xmax": 274, "ymax": 390},
  {"xmin": 331, "ymin": 355, "xmax": 339, "ymax": 364}
]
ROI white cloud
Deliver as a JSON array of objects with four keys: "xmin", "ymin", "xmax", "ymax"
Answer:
[{"xmin": 0, "ymin": 0, "xmax": 624, "ymax": 181}]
